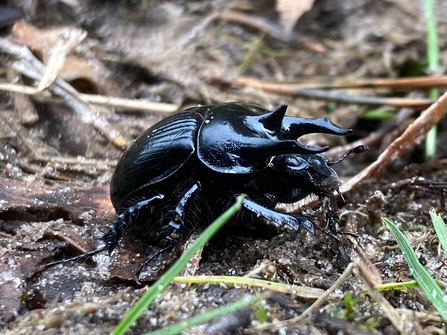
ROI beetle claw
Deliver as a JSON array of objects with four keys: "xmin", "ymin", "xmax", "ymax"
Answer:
[
  {"xmin": 135, "ymin": 244, "xmax": 174, "ymax": 283},
  {"xmin": 300, "ymin": 217, "xmax": 315, "ymax": 234}
]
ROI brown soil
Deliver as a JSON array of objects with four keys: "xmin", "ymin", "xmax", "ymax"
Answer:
[{"xmin": 0, "ymin": 0, "xmax": 446, "ymax": 334}]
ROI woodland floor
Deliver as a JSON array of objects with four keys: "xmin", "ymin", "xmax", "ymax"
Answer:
[{"xmin": 0, "ymin": 0, "xmax": 446, "ymax": 334}]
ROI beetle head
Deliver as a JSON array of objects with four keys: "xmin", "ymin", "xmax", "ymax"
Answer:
[
  {"xmin": 270, "ymin": 154, "xmax": 340, "ymax": 190},
  {"xmin": 269, "ymin": 145, "xmax": 368, "ymax": 190}
]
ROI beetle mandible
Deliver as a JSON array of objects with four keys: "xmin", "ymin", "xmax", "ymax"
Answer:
[{"xmin": 48, "ymin": 103, "xmax": 366, "ymax": 276}]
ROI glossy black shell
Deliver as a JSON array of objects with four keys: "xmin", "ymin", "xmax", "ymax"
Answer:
[
  {"xmin": 110, "ymin": 109, "xmax": 202, "ymax": 209},
  {"xmin": 47, "ymin": 102, "xmax": 359, "ymax": 278},
  {"xmin": 110, "ymin": 103, "xmax": 349, "ymax": 211}
]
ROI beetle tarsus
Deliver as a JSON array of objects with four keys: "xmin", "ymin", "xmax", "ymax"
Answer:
[
  {"xmin": 135, "ymin": 244, "xmax": 174, "ymax": 284},
  {"xmin": 313, "ymin": 223, "xmax": 346, "ymax": 247},
  {"xmin": 46, "ymin": 194, "xmax": 164, "ymax": 268},
  {"xmin": 45, "ymin": 244, "xmax": 108, "ymax": 267}
]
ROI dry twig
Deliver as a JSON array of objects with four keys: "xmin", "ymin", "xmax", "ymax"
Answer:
[
  {"xmin": 354, "ymin": 266, "xmax": 404, "ymax": 333},
  {"xmin": 235, "ymin": 75, "xmax": 447, "ymax": 90},
  {"xmin": 0, "ymin": 38, "xmax": 128, "ymax": 149},
  {"xmin": 0, "ymin": 82, "xmax": 179, "ymax": 113},
  {"xmin": 38, "ymin": 28, "xmax": 87, "ymax": 91},
  {"xmin": 341, "ymin": 91, "xmax": 447, "ymax": 193},
  {"xmin": 249, "ymin": 263, "xmax": 355, "ymax": 333},
  {"xmin": 219, "ymin": 9, "xmax": 326, "ymax": 52}
]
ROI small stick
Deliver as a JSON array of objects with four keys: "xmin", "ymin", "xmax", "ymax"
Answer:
[
  {"xmin": 354, "ymin": 266, "xmax": 404, "ymax": 333},
  {"xmin": 234, "ymin": 75, "xmax": 447, "ymax": 90},
  {"xmin": 0, "ymin": 82, "xmax": 178, "ymax": 113},
  {"xmin": 341, "ymin": 91, "xmax": 447, "ymax": 193},
  {"xmin": 38, "ymin": 28, "xmax": 87, "ymax": 91},
  {"xmin": 0, "ymin": 38, "xmax": 129, "ymax": 149},
  {"xmin": 250, "ymin": 263, "xmax": 355, "ymax": 333},
  {"xmin": 32, "ymin": 155, "xmax": 117, "ymax": 166}
]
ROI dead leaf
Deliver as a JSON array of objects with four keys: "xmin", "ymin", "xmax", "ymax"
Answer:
[
  {"xmin": 0, "ymin": 249, "xmax": 24, "ymax": 323},
  {"xmin": 38, "ymin": 27, "xmax": 87, "ymax": 91},
  {"xmin": 10, "ymin": 22, "xmax": 121, "ymax": 97},
  {"xmin": 0, "ymin": 174, "xmax": 113, "ymax": 219},
  {"xmin": 276, "ymin": 0, "xmax": 316, "ymax": 34}
]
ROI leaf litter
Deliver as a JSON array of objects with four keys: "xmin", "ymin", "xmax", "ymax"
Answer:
[{"xmin": 0, "ymin": 0, "xmax": 446, "ymax": 334}]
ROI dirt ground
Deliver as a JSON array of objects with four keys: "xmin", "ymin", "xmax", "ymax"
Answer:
[{"xmin": 0, "ymin": 0, "xmax": 446, "ymax": 334}]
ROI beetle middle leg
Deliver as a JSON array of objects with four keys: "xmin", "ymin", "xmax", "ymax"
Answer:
[
  {"xmin": 135, "ymin": 181, "xmax": 202, "ymax": 278},
  {"xmin": 237, "ymin": 196, "xmax": 315, "ymax": 233}
]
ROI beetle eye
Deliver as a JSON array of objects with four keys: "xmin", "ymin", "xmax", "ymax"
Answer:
[{"xmin": 287, "ymin": 156, "xmax": 307, "ymax": 170}]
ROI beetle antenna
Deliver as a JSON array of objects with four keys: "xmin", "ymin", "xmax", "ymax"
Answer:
[
  {"xmin": 336, "ymin": 188, "xmax": 345, "ymax": 203},
  {"xmin": 327, "ymin": 145, "xmax": 368, "ymax": 166}
]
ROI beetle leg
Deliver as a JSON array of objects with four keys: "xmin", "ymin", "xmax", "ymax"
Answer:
[
  {"xmin": 153, "ymin": 182, "xmax": 202, "ymax": 245},
  {"xmin": 45, "ymin": 245, "xmax": 108, "ymax": 267},
  {"xmin": 238, "ymin": 196, "xmax": 315, "ymax": 233},
  {"xmin": 317, "ymin": 191, "xmax": 359, "ymax": 243},
  {"xmin": 102, "ymin": 194, "xmax": 164, "ymax": 253},
  {"xmin": 45, "ymin": 194, "xmax": 164, "ymax": 268},
  {"xmin": 136, "ymin": 182, "xmax": 201, "ymax": 280},
  {"xmin": 135, "ymin": 244, "xmax": 173, "ymax": 284}
]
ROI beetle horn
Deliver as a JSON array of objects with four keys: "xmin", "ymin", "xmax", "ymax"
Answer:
[
  {"xmin": 281, "ymin": 117, "xmax": 352, "ymax": 140},
  {"xmin": 258, "ymin": 104, "xmax": 288, "ymax": 133},
  {"xmin": 245, "ymin": 138, "xmax": 328, "ymax": 162}
]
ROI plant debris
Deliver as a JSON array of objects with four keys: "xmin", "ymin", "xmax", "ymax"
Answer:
[{"xmin": 0, "ymin": 0, "xmax": 446, "ymax": 334}]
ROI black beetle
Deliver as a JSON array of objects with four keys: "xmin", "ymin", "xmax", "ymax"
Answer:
[{"xmin": 47, "ymin": 103, "xmax": 366, "ymax": 276}]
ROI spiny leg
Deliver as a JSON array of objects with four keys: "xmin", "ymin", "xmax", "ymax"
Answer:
[
  {"xmin": 46, "ymin": 194, "xmax": 164, "ymax": 267},
  {"xmin": 316, "ymin": 190, "xmax": 358, "ymax": 244},
  {"xmin": 102, "ymin": 194, "xmax": 164, "ymax": 253},
  {"xmin": 136, "ymin": 182, "xmax": 201, "ymax": 280},
  {"xmin": 237, "ymin": 196, "xmax": 315, "ymax": 233}
]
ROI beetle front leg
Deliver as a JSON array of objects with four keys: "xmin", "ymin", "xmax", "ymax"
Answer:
[{"xmin": 238, "ymin": 196, "xmax": 315, "ymax": 233}]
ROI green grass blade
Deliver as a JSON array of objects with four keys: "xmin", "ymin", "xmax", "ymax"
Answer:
[
  {"xmin": 430, "ymin": 209, "xmax": 447, "ymax": 256},
  {"xmin": 144, "ymin": 295, "xmax": 260, "ymax": 335},
  {"xmin": 374, "ymin": 280, "xmax": 447, "ymax": 292},
  {"xmin": 361, "ymin": 109, "xmax": 395, "ymax": 120},
  {"xmin": 424, "ymin": 0, "xmax": 439, "ymax": 71},
  {"xmin": 382, "ymin": 218, "xmax": 447, "ymax": 322},
  {"xmin": 424, "ymin": 0, "xmax": 440, "ymax": 158},
  {"xmin": 111, "ymin": 195, "xmax": 245, "ymax": 335}
]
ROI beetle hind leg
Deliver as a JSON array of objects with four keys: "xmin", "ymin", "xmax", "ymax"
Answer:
[
  {"xmin": 134, "ymin": 245, "xmax": 174, "ymax": 283},
  {"xmin": 101, "ymin": 194, "xmax": 165, "ymax": 253},
  {"xmin": 45, "ymin": 194, "xmax": 164, "ymax": 268},
  {"xmin": 45, "ymin": 245, "xmax": 108, "ymax": 267}
]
